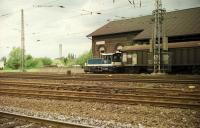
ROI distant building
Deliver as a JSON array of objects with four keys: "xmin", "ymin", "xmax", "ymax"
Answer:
[{"xmin": 87, "ymin": 7, "xmax": 200, "ymax": 58}]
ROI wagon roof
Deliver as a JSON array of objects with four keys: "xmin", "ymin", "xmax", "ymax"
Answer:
[
  {"xmin": 121, "ymin": 41, "xmax": 200, "ymax": 51},
  {"xmin": 88, "ymin": 7, "xmax": 200, "ymax": 40}
]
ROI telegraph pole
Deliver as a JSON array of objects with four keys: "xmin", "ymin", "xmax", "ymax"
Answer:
[
  {"xmin": 151, "ymin": 0, "xmax": 166, "ymax": 73},
  {"xmin": 21, "ymin": 9, "xmax": 25, "ymax": 72}
]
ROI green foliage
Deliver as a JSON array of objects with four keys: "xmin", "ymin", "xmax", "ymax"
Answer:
[
  {"xmin": 34, "ymin": 58, "xmax": 44, "ymax": 68},
  {"xmin": 67, "ymin": 53, "xmax": 76, "ymax": 60},
  {"xmin": 25, "ymin": 55, "xmax": 36, "ymax": 69},
  {"xmin": 6, "ymin": 47, "xmax": 21, "ymax": 69},
  {"xmin": 63, "ymin": 57, "xmax": 68, "ymax": 64},
  {"xmin": 5, "ymin": 47, "xmax": 53, "ymax": 69},
  {"xmin": 61, "ymin": 50, "xmax": 92, "ymax": 67},
  {"xmin": 59, "ymin": 57, "xmax": 68, "ymax": 65},
  {"xmin": 5, "ymin": 47, "xmax": 91, "ymax": 69},
  {"xmin": 66, "ymin": 59, "xmax": 76, "ymax": 67},
  {"xmin": 76, "ymin": 49, "xmax": 92, "ymax": 66},
  {"xmin": 39, "ymin": 57, "xmax": 52, "ymax": 66}
]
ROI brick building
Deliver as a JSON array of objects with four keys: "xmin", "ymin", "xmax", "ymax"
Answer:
[{"xmin": 87, "ymin": 7, "xmax": 200, "ymax": 58}]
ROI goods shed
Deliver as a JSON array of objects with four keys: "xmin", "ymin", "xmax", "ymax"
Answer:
[{"xmin": 88, "ymin": 7, "xmax": 200, "ymax": 58}]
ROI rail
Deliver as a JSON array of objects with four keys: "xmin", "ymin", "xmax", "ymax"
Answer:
[
  {"xmin": 0, "ymin": 88, "xmax": 200, "ymax": 109},
  {"xmin": 0, "ymin": 111, "xmax": 95, "ymax": 128},
  {"xmin": 0, "ymin": 73, "xmax": 199, "ymax": 84}
]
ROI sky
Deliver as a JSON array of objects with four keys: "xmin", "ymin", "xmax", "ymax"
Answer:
[{"xmin": 0, "ymin": 0, "xmax": 200, "ymax": 59}]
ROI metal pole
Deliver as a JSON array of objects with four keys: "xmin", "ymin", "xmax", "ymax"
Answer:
[
  {"xmin": 152, "ymin": 0, "xmax": 164, "ymax": 73},
  {"xmin": 21, "ymin": 9, "xmax": 25, "ymax": 72},
  {"xmin": 153, "ymin": 12, "xmax": 156, "ymax": 73},
  {"xmin": 153, "ymin": 0, "xmax": 158, "ymax": 73},
  {"xmin": 158, "ymin": 0, "xmax": 161, "ymax": 73}
]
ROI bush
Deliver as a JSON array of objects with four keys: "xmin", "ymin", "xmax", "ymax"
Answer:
[
  {"xmin": 40, "ymin": 57, "xmax": 52, "ymax": 66},
  {"xmin": 34, "ymin": 58, "xmax": 44, "ymax": 68},
  {"xmin": 6, "ymin": 47, "xmax": 21, "ymax": 69},
  {"xmin": 5, "ymin": 47, "xmax": 53, "ymax": 69},
  {"xmin": 25, "ymin": 55, "xmax": 38, "ymax": 69},
  {"xmin": 76, "ymin": 49, "xmax": 92, "ymax": 66},
  {"xmin": 66, "ymin": 59, "xmax": 76, "ymax": 67}
]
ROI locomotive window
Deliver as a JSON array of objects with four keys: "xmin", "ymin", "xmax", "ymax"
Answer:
[
  {"xmin": 113, "ymin": 53, "xmax": 122, "ymax": 62},
  {"xmin": 103, "ymin": 55, "xmax": 112, "ymax": 64}
]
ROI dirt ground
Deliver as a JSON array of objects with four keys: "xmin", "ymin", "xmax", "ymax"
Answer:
[
  {"xmin": 0, "ymin": 74, "xmax": 199, "ymax": 127},
  {"xmin": 0, "ymin": 95, "xmax": 199, "ymax": 128}
]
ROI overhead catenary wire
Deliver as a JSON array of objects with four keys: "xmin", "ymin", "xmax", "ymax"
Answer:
[
  {"xmin": 0, "ymin": 0, "xmax": 154, "ymax": 39},
  {"xmin": 0, "ymin": 0, "xmax": 153, "ymax": 42},
  {"xmin": 1, "ymin": 2, "xmax": 152, "ymax": 39},
  {"xmin": 0, "ymin": 0, "xmax": 65, "ymax": 18},
  {"xmin": 0, "ymin": 0, "xmax": 151, "ymax": 18}
]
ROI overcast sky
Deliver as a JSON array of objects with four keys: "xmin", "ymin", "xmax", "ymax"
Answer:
[{"xmin": 0, "ymin": 0, "xmax": 200, "ymax": 59}]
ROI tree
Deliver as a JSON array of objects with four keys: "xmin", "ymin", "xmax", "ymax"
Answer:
[
  {"xmin": 25, "ymin": 54, "xmax": 37, "ymax": 68},
  {"xmin": 6, "ymin": 47, "xmax": 21, "ymax": 69},
  {"xmin": 6, "ymin": 48, "xmax": 38, "ymax": 69},
  {"xmin": 76, "ymin": 49, "xmax": 92, "ymax": 66},
  {"xmin": 63, "ymin": 57, "xmax": 68, "ymax": 64},
  {"xmin": 40, "ymin": 57, "xmax": 52, "ymax": 66},
  {"xmin": 34, "ymin": 58, "xmax": 43, "ymax": 68},
  {"xmin": 67, "ymin": 53, "xmax": 76, "ymax": 60},
  {"xmin": 5, "ymin": 47, "xmax": 53, "ymax": 69}
]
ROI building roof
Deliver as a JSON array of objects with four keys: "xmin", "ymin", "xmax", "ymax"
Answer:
[
  {"xmin": 88, "ymin": 7, "xmax": 200, "ymax": 40},
  {"xmin": 121, "ymin": 41, "xmax": 200, "ymax": 51}
]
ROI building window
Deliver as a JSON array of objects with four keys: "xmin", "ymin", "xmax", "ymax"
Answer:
[
  {"xmin": 98, "ymin": 46, "xmax": 106, "ymax": 57},
  {"xmin": 99, "ymin": 46, "xmax": 105, "ymax": 53},
  {"xmin": 116, "ymin": 45, "xmax": 123, "ymax": 51}
]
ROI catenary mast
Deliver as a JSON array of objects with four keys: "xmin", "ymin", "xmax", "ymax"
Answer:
[
  {"xmin": 21, "ymin": 9, "xmax": 25, "ymax": 72},
  {"xmin": 151, "ymin": 0, "xmax": 167, "ymax": 73},
  {"xmin": 113, "ymin": 0, "xmax": 169, "ymax": 73}
]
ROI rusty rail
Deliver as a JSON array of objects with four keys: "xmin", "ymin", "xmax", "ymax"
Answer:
[
  {"xmin": 0, "ymin": 88, "xmax": 200, "ymax": 109},
  {"xmin": 0, "ymin": 73, "xmax": 199, "ymax": 84},
  {"xmin": 0, "ymin": 111, "xmax": 95, "ymax": 128}
]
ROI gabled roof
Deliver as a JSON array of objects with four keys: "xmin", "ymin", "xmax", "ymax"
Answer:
[{"xmin": 88, "ymin": 7, "xmax": 200, "ymax": 40}]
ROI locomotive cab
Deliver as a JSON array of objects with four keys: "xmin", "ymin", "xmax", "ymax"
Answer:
[
  {"xmin": 84, "ymin": 52, "xmax": 123, "ymax": 73},
  {"xmin": 101, "ymin": 52, "xmax": 122, "ymax": 65}
]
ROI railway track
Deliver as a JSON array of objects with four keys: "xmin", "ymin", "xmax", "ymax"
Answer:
[
  {"xmin": 0, "ymin": 111, "xmax": 94, "ymax": 128},
  {"xmin": 0, "ymin": 80, "xmax": 199, "ymax": 94},
  {"xmin": 0, "ymin": 73, "xmax": 200, "ymax": 84},
  {"xmin": 0, "ymin": 86, "xmax": 200, "ymax": 108},
  {"xmin": 0, "ymin": 73, "xmax": 199, "ymax": 108}
]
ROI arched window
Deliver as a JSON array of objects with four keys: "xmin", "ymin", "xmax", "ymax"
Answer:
[
  {"xmin": 116, "ymin": 45, "xmax": 123, "ymax": 51},
  {"xmin": 98, "ymin": 46, "xmax": 106, "ymax": 58},
  {"xmin": 99, "ymin": 46, "xmax": 105, "ymax": 53}
]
